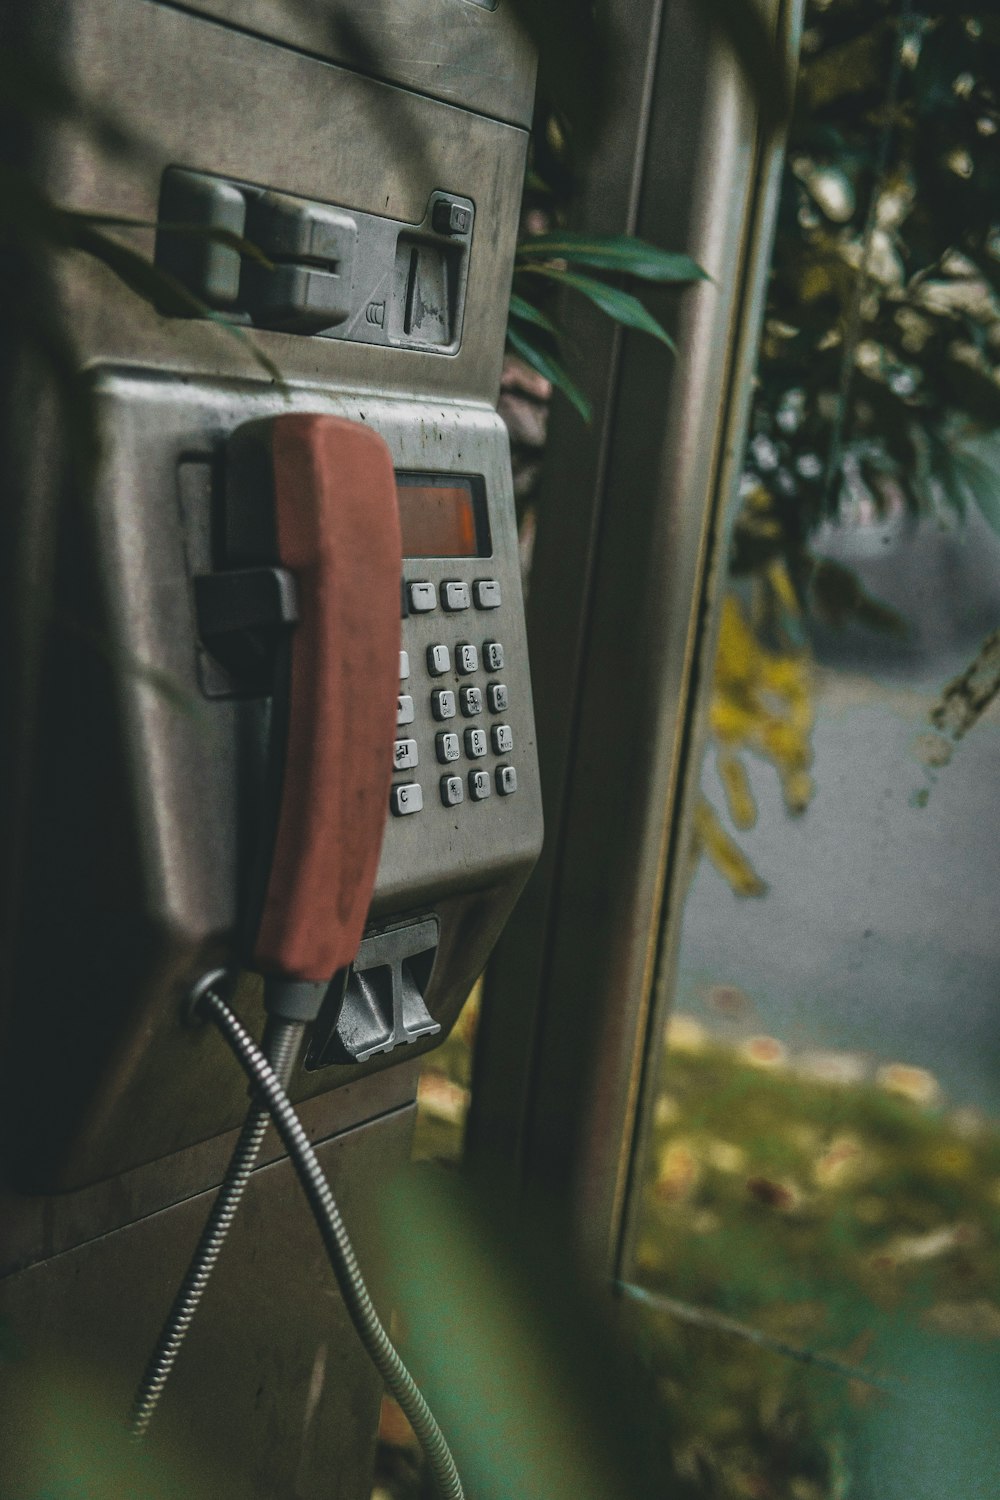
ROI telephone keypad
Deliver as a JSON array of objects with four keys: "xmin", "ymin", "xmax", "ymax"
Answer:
[
  {"xmin": 441, "ymin": 775, "xmax": 464, "ymax": 806},
  {"xmin": 436, "ymin": 732, "xmax": 460, "ymax": 763},
  {"xmin": 473, "ymin": 579, "xmax": 501, "ymax": 609},
  {"xmin": 392, "ymin": 580, "xmax": 520, "ymax": 816},
  {"xmin": 469, "ymin": 769, "xmax": 492, "ymax": 800},
  {"xmin": 390, "ymin": 783, "xmax": 423, "ymax": 816},
  {"xmin": 496, "ymin": 766, "xmax": 517, "ymax": 796},
  {"xmin": 442, "ymin": 581, "xmax": 470, "ymax": 611},
  {"xmin": 408, "ymin": 581, "xmax": 437, "ymax": 612},
  {"xmin": 393, "ymin": 738, "xmax": 418, "ymax": 770}
]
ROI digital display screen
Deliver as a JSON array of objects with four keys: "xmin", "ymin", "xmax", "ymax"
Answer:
[{"xmin": 396, "ymin": 474, "xmax": 489, "ymax": 558}]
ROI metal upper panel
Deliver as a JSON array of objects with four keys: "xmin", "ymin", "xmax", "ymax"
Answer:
[
  {"xmin": 147, "ymin": 0, "xmax": 537, "ymax": 127},
  {"xmin": 49, "ymin": 0, "xmax": 528, "ymax": 404}
]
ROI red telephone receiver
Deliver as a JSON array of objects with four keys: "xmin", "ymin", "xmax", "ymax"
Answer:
[{"xmin": 228, "ymin": 414, "xmax": 402, "ymax": 990}]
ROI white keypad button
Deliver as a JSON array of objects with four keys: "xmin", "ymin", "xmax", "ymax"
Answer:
[
  {"xmin": 408, "ymin": 581, "xmax": 437, "ymax": 612},
  {"xmin": 399, "ymin": 650, "xmax": 410, "ymax": 679},
  {"xmin": 487, "ymin": 682, "xmax": 508, "ymax": 713},
  {"xmin": 436, "ymin": 731, "xmax": 460, "ymax": 763},
  {"xmin": 427, "ymin": 643, "xmax": 451, "ymax": 676},
  {"xmin": 440, "ymin": 775, "xmax": 464, "ymax": 806},
  {"xmin": 456, "ymin": 643, "xmax": 479, "ymax": 675},
  {"xmin": 442, "ymin": 580, "xmax": 470, "ymax": 611},
  {"xmin": 393, "ymin": 738, "xmax": 418, "ymax": 770},
  {"xmin": 468, "ymin": 769, "xmax": 492, "ymax": 800},
  {"xmin": 459, "ymin": 686, "xmax": 483, "ymax": 717},
  {"xmin": 397, "ymin": 694, "xmax": 414, "ymax": 726},
  {"xmin": 483, "ymin": 641, "xmax": 504, "ymax": 671},
  {"xmin": 491, "ymin": 724, "xmax": 513, "ymax": 754},
  {"xmin": 431, "ymin": 689, "xmax": 456, "ymax": 720},
  {"xmin": 496, "ymin": 765, "xmax": 517, "ymax": 796},
  {"xmin": 465, "ymin": 727, "xmax": 488, "ymax": 759},
  {"xmin": 390, "ymin": 782, "xmax": 423, "ymax": 816},
  {"xmin": 473, "ymin": 579, "xmax": 501, "ymax": 609}
]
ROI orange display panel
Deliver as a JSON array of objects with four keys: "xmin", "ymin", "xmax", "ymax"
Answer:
[{"xmin": 395, "ymin": 474, "xmax": 488, "ymax": 557}]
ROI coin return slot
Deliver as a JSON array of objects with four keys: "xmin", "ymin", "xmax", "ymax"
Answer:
[{"xmin": 305, "ymin": 918, "xmax": 440, "ymax": 1067}]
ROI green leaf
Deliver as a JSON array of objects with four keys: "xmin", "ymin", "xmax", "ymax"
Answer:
[
  {"xmin": 508, "ymin": 293, "xmax": 561, "ymax": 337},
  {"xmin": 63, "ymin": 210, "xmax": 275, "ymax": 268},
  {"xmin": 516, "ymin": 232, "xmax": 707, "ymax": 284},
  {"xmin": 506, "ymin": 325, "xmax": 591, "ymax": 422},
  {"xmin": 520, "ymin": 265, "xmax": 676, "ymax": 351}
]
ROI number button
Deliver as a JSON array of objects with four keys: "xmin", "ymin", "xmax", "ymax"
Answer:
[
  {"xmin": 393, "ymin": 738, "xmax": 418, "ymax": 770},
  {"xmin": 496, "ymin": 766, "xmax": 517, "ymax": 796},
  {"xmin": 399, "ymin": 650, "xmax": 410, "ymax": 679},
  {"xmin": 487, "ymin": 682, "xmax": 508, "ymax": 713},
  {"xmin": 491, "ymin": 724, "xmax": 513, "ymax": 754},
  {"xmin": 459, "ymin": 686, "xmax": 483, "ymax": 717},
  {"xmin": 483, "ymin": 641, "xmax": 504, "ymax": 671},
  {"xmin": 390, "ymin": 783, "xmax": 423, "ymax": 816},
  {"xmin": 473, "ymin": 579, "xmax": 501, "ymax": 609},
  {"xmin": 468, "ymin": 769, "xmax": 491, "ymax": 801},
  {"xmin": 456, "ymin": 643, "xmax": 479, "ymax": 675},
  {"xmin": 431, "ymin": 689, "xmax": 456, "ymax": 720},
  {"xmin": 440, "ymin": 775, "xmax": 464, "ymax": 806},
  {"xmin": 465, "ymin": 728, "xmax": 488, "ymax": 759},
  {"xmin": 397, "ymin": 694, "xmax": 414, "ymax": 726},
  {"xmin": 408, "ymin": 581, "xmax": 437, "ymax": 612},
  {"xmin": 427, "ymin": 644, "xmax": 451, "ymax": 676},
  {"xmin": 442, "ymin": 581, "xmax": 470, "ymax": 611},
  {"xmin": 436, "ymin": 731, "xmax": 460, "ymax": 763}
]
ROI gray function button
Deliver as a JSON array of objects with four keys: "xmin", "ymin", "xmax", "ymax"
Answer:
[
  {"xmin": 459, "ymin": 686, "xmax": 483, "ymax": 717},
  {"xmin": 496, "ymin": 766, "xmax": 518, "ymax": 796},
  {"xmin": 393, "ymin": 738, "xmax": 418, "ymax": 770},
  {"xmin": 397, "ymin": 694, "xmax": 414, "ymax": 726},
  {"xmin": 431, "ymin": 689, "xmax": 456, "ymax": 721},
  {"xmin": 408, "ymin": 581, "xmax": 437, "ymax": 613},
  {"xmin": 427, "ymin": 643, "xmax": 451, "ymax": 676},
  {"xmin": 440, "ymin": 775, "xmax": 464, "ymax": 807},
  {"xmin": 436, "ymin": 731, "xmax": 460, "ymax": 764},
  {"xmin": 399, "ymin": 650, "xmax": 410, "ymax": 680},
  {"xmin": 473, "ymin": 579, "xmax": 501, "ymax": 609},
  {"xmin": 468, "ymin": 769, "xmax": 492, "ymax": 801},
  {"xmin": 491, "ymin": 724, "xmax": 513, "ymax": 754},
  {"xmin": 442, "ymin": 580, "xmax": 470, "ymax": 611},
  {"xmin": 487, "ymin": 682, "xmax": 508, "ymax": 713},
  {"xmin": 464, "ymin": 728, "xmax": 488, "ymax": 759},
  {"xmin": 483, "ymin": 641, "xmax": 504, "ymax": 671},
  {"xmin": 456, "ymin": 643, "xmax": 479, "ymax": 675},
  {"xmin": 390, "ymin": 782, "xmax": 423, "ymax": 816}
]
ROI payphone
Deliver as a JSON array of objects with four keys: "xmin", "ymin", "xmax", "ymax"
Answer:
[{"xmin": 1, "ymin": 0, "xmax": 540, "ymax": 1491}]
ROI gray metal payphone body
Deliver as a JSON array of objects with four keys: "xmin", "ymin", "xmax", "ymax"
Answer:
[{"xmin": 1, "ymin": 0, "xmax": 539, "ymax": 1490}]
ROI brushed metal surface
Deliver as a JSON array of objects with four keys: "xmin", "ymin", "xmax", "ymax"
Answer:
[
  {"xmin": 0, "ymin": 1105, "xmax": 415, "ymax": 1500},
  {"xmin": 471, "ymin": 0, "xmax": 802, "ymax": 1279},
  {"xmin": 48, "ymin": 0, "xmax": 528, "ymax": 405},
  {"xmin": 147, "ymin": 0, "xmax": 537, "ymax": 127},
  {"xmin": 0, "ymin": 1061, "xmax": 419, "ymax": 1276}
]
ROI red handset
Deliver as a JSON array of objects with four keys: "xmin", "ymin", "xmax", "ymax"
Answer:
[{"xmin": 246, "ymin": 414, "xmax": 401, "ymax": 983}]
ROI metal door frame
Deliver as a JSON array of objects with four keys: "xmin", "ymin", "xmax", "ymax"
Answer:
[{"xmin": 470, "ymin": 0, "xmax": 803, "ymax": 1282}]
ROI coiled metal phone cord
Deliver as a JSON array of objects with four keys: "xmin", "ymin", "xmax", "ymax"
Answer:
[
  {"xmin": 200, "ymin": 987, "xmax": 464, "ymax": 1500},
  {"xmin": 128, "ymin": 1016, "xmax": 304, "ymax": 1440}
]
